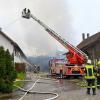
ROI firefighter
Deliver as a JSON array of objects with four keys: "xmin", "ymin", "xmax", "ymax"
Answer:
[
  {"xmin": 60, "ymin": 68, "xmax": 63, "ymax": 78},
  {"xmin": 96, "ymin": 61, "xmax": 100, "ymax": 89},
  {"xmin": 85, "ymin": 60, "xmax": 96, "ymax": 95}
]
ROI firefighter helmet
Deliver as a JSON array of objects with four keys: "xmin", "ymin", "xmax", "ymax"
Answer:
[{"xmin": 87, "ymin": 59, "xmax": 91, "ymax": 64}]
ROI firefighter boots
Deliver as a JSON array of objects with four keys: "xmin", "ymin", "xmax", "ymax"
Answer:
[
  {"xmin": 87, "ymin": 88, "xmax": 90, "ymax": 94},
  {"xmin": 92, "ymin": 88, "xmax": 96, "ymax": 95}
]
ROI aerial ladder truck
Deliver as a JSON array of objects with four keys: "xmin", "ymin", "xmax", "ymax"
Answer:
[{"xmin": 22, "ymin": 8, "xmax": 88, "ymax": 77}]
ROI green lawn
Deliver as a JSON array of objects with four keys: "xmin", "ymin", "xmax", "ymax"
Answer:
[
  {"xmin": 17, "ymin": 72, "xmax": 26, "ymax": 80},
  {"xmin": 13, "ymin": 72, "xmax": 26, "ymax": 90}
]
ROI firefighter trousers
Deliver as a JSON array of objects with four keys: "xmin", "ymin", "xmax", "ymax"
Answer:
[
  {"xmin": 97, "ymin": 76, "xmax": 100, "ymax": 89},
  {"xmin": 86, "ymin": 79, "xmax": 96, "ymax": 95}
]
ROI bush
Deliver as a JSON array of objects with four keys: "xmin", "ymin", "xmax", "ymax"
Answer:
[
  {"xmin": 0, "ymin": 46, "xmax": 17, "ymax": 93},
  {"xmin": 0, "ymin": 80, "xmax": 12, "ymax": 93}
]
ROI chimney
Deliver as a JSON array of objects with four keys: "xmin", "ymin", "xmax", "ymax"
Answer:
[
  {"xmin": 82, "ymin": 33, "xmax": 85, "ymax": 41},
  {"xmin": 87, "ymin": 33, "xmax": 90, "ymax": 38},
  {"xmin": 0, "ymin": 27, "xmax": 2, "ymax": 32}
]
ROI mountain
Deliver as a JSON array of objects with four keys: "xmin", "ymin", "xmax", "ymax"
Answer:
[
  {"xmin": 27, "ymin": 56, "xmax": 52, "ymax": 72},
  {"xmin": 27, "ymin": 51, "xmax": 66, "ymax": 72}
]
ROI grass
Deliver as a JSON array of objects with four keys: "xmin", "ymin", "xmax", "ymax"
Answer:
[
  {"xmin": 17, "ymin": 72, "xmax": 26, "ymax": 80},
  {"xmin": 33, "ymin": 72, "xmax": 49, "ymax": 78},
  {"xmin": 13, "ymin": 72, "xmax": 26, "ymax": 90},
  {"xmin": 38, "ymin": 72, "xmax": 48, "ymax": 77},
  {"xmin": 76, "ymin": 79, "xmax": 87, "ymax": 87}
]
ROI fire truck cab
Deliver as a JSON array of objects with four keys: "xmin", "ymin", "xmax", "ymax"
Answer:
[{"xmin": 49, "ymin": 58, "xmax": 85, "ymax": 78}]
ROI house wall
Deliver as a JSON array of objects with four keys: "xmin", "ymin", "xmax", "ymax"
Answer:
[
  {"xmin": 0, "ymin": 33, "xmax": 26, "ymax": 63},
  {"xmin": 82, "ymin": 39, "xmax": 100, "ymax": 63},
  {"xmin": 0, "ymin": 32, "xmax": 28, "ymax": 71},
  {"xmin": 15, "ymin": 63, "xmax": 26, "ymax": 72},
  {"xmin": 14, "ymin": 55, "xmax": 26, "ymax": 63},
  {"xmin": 94, "ymin": 39, "xmax": 100, "ymax": 58},
  {"xmin": 0, "ymin": 33, "xmax": 13, "ymax": 54}
]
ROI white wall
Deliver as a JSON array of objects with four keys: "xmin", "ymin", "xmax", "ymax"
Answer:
[
  {"xmin": 14, "ymin": 55, "xmax": 25, "ymax": 63},
  {"xmin": 0, "ymin": 33, "xmax": 26, "ymax": 63},
  {"xmin": 0, "ymin": 33, "xmax": 14, "ymax": 54}
]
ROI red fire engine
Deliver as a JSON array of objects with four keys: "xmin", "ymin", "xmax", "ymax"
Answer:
[
  {"xmin": 49, "ymin": 58, "xmax": 85, "ymax": 78},
  {"xmin": 22, "ymin": 8, "xmax": 88, "ymax": 77},
  {"xmin": 49, "ymin": 59, "xmax": 67, "ymax": 78}
]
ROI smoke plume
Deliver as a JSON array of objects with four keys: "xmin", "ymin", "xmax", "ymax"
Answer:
[{"xmin": 0, "ymin": 0, "xmax": 74, "ymax": 56}]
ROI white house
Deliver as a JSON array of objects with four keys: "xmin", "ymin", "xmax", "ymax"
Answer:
[{"xmin": 0, "ymin": 28, "xmax": 29, "ymax": 71}]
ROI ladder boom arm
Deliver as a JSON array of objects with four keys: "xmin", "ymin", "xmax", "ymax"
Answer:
[{"xmin": 22, "ymin": 8, "xmax": 88, "ymax": 64}]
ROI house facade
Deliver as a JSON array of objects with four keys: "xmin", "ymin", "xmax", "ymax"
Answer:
[
  {"xmin": 77, "ymin": 32, "xmax": 100, "ymax": 65},
  {"xmin": 0, "ymin": 28, "xmax": 28, "ymax": 72}
]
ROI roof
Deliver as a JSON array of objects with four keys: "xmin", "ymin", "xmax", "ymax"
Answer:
[
  {"xmin": 77, "ymin": 32, "xmax": 100, "ymax": 49},
  {"xmin": 0, "ymin": 30, "xmax": 26, "ymax": 58}
]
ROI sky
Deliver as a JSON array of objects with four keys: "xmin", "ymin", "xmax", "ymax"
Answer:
[{"xmin": 0, "ymin": 0, "xmax": 100, "ymax": 56}]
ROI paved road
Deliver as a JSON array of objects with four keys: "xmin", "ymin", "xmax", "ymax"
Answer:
[
  {"xmin": 1, "ymin": 73, "xmax": 100, "ymax": 100},
  {"xmin": 18, "ymin": 73, "xmax": 100, "ymax": 100},
  {"xmin": 58, "ymin": 87, "xmax": 100, "ymax": 100},
  {"xmin": 22, "ymin": 78, "xmax": 100, "ymax": 100}
]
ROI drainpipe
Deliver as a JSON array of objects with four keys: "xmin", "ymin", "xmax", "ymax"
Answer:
[{"xmin": 82, "ymin": 33, "xmax": 85, "ymax": 41}]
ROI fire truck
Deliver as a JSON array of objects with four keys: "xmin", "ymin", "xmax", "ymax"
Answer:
[
  {"xmin": 49, "ymin": 58, "xmax": 85, "ymax": 78},
  {"xmin": 49, "ymin": 58, "xmax": 67, "ymax": 78},
  {"xmin": 22, "ymin": 8, "xmax": 88, "ymax": 77}
]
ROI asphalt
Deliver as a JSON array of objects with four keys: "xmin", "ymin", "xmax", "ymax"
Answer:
[{"xmin": 1, "ymin": 73, "xmax": 100, "ymax": 100}]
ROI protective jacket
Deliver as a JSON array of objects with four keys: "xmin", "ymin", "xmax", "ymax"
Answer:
[
  {"xmin": 85, "ymin": 65, "xmax": 95, "ymax": 79},
  {"xmin": 96, "ymin": 62, "xmax": 100, "ymax": 88},
  {"xmin": 96, "ymin": 62, "xmax": 100, "ymax": 76},
  {"xmin": 97, "ymin": 66, "xmax": 100, "ymax": 76}
]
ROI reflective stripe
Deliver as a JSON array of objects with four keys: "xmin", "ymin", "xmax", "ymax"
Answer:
[
  {"xmin": 87, "ymin": 85, "xmax": 96, "ymax": 88},
  {"xmin": 85, "ymin": 65, "xmax": 95, "ymax": 79},
  {"xmin": 92, "ymin": 86, "xmax": 96, "ymax": 88},
  {"xmin": 87, "ymin": 86, "xmax": 91, "ymax": 88}
]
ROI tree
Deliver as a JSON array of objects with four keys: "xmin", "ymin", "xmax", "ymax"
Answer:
[
  {"xmin": 0, "ymin": 46, "xmax": 6, "ymax": 79},
  {"xmin": 0, "ymin": 47, "xmax": 17, "ymax": 93}
]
